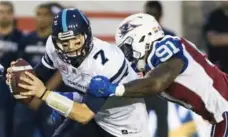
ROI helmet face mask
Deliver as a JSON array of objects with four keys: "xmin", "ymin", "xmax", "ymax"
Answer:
[
  {"xmin": 52, "ymin": 9, "xmax": 92, "ymax": 68},
  {"xmin": 56, "ymin": 33, "xmax": 85, "ymax": 56},
  {"xmin": 54, "ymin": 33, "xmax": 92, "ymax": 67},
  {"xmin": 118, "ymin": 36, "xmax": 141, "ymax": 64}
]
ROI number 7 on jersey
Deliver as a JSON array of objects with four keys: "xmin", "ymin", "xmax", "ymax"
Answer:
[{"xmin": 93, "ymin": 50, "xmax": 109, "ymax": 65}]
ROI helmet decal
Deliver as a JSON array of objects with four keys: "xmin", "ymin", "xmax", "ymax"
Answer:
[
  {"xmin": 61, "ymin": 9, "xmax": 68, "ymax": 32},
  {"xmin": 119, "ymin": 22, "xmax": 141, "ymax": 38},
  {"xmin": 58, "ymin": 30, "xmax": 75, "ymax": 41},
  {"xmin": 79, "ymin": 10, "xmax": 89, "ymax": 25}
]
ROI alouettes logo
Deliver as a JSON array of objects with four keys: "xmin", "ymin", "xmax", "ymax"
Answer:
[{"xmin": 119, "ymin": 21, "xmax": 142, "ymax": 38}]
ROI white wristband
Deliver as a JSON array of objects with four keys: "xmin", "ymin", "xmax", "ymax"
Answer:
[
  {"xmin": 115, "ymin": 84, "xmax": 125, "ymax": 96},
  {"xmin": 46, "ymin": 92, "xmax": 74, "ymax": 117}
]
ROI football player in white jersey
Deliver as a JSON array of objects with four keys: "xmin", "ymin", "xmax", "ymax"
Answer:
[
  {"xmin": 88, "ymin": 13, "xmax": 228, "ymax": 137},
  {"xmin": 6, "ymin": 9, "xmax": 150, "ymax": 137}
]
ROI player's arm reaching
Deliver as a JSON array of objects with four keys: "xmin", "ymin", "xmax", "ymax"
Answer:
[
  {"xmin": 120, "ymin": 57, "xmax": 183, "ymax": 97},
  {"xmin": 89, "ymin": 57, "xmax": 184, "ymax": 97},
  {"xmin": 88, "ymin": 35, "xmax": 188, "ymax": 98}
]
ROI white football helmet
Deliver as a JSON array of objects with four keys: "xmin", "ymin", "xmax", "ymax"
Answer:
[{"xmin": 115, "ymin": 13, "xmax": 164, "ymax": 71}]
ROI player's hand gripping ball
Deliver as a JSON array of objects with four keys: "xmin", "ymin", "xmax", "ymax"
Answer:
[
  {"xmin": 6, "ymin": 59, "xmax": 35, "ymax": 104},
  {"xmin": 6, "ymin": 59, "xmax": 47, "ymax": 103}
]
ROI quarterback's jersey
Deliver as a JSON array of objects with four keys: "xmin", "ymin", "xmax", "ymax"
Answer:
[
  {"xmin": 147, "ymin": 35, "xmax": 228, "ymax": 123},
  {"xmin": 42, "ymin": 36, "xmax": 150, "ymax": 137}
]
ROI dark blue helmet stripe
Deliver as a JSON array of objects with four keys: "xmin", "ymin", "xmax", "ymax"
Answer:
[
  {"xmin": 79, "ymin": 10, "xmax": 89, "ymax": 25},
  {"xmin": 61, "ymin": 9, "xmax": 68, "ymax": 32}
]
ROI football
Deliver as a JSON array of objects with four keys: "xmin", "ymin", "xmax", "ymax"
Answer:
[{"xmin": 9, "ymin": 58, "xmax": 35, "ymax": 104}]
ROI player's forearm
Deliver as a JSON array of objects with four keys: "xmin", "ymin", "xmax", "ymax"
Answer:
[
  {"xmin": 118, "ymin": 74, "xmax": 166, "ymax": 97},
  {"xmin": 119, "ymin": 78, "xmax": 161, "ymax": 97},
  {"xmin": 41, "ymin": 90, "xmax": 95, "ymax": 124},
  {"xmin": 116, "ymin": 58, "xmax": 183, "ymax": 97},
  {"xmin": 68, "ymin": 103, "xmax": 95, "ymax": 124}
]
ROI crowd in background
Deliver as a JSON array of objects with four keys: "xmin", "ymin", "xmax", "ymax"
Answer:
[
  {"xmin": 0, "ymin": 2, "xmax": 66, "ymax": 137},
  {"xmin": 0, "ymin": 1, "xmax": 227, "ymax": 137}
]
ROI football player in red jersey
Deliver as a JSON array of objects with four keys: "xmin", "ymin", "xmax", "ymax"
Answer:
[{"xmin": 88, "ymin": 13, "xmax": 228, "ymax": 137}]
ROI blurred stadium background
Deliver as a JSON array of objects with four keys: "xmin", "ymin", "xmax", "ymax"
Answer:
[
  {"xmin": 0, "ymin": 1, "xmax": 225, "ymax": 137},
  {"xmin": 14, "ymin": 1, "xmax": 182, "ymax": 42}
]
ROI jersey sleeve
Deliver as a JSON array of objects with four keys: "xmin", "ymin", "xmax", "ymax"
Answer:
[
  {"xmin": 148, "ymin": 36, "xmax": 188, "ymax": 73},
  {"xmin": 41, "ymin": 36, "xmax": 56, "ymax": 70},
  {"xmin": 95, "ymin": 45, "xmax": 129, "ymax": 84}
]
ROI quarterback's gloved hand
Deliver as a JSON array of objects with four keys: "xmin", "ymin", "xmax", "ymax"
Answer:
[{"xmin": 88, "ymin": 75, "xmax": 117, "ymax": 97}]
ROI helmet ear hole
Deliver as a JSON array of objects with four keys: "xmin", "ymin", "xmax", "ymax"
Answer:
[{"xmin": 145, "ymin": 44, "xmax": 151, "ymax": 51}]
